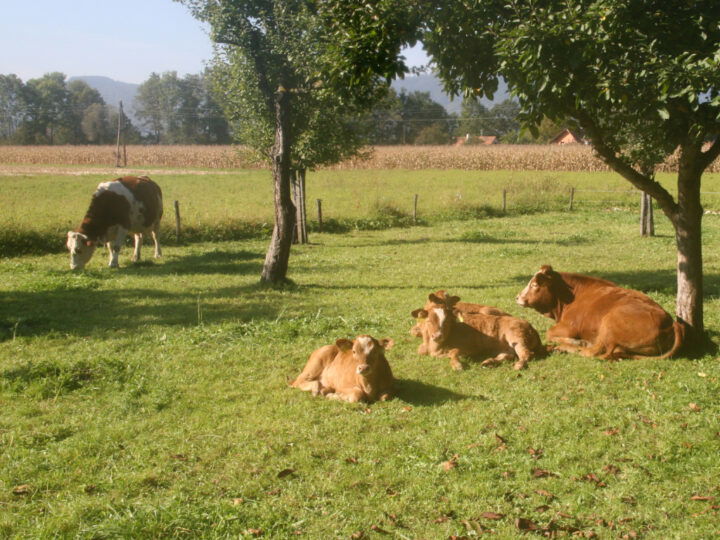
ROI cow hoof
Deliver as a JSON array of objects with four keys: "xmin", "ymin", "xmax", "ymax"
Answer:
[{"xmin": 513, "ymin": 360, "xmax": 528, "ymax": 370}]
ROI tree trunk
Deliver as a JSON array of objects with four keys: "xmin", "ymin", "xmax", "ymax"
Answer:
[
  {"xmin": 673, "ymin": 162, "xmax": 704, "ymax": 351},
  {"xmin": 298, "ymin": 168, "xmax": 308, "ymax": 243},
  {"xmin": 640, "ymin": 192, "xmax": 654, "ymax": 236},
  {"xmin": 261, "ymin": 86, "xmax": 296, "ymax": 284}
]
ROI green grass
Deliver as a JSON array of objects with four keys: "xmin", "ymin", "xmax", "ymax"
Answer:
[
  {"xmin": 3, "ymin": 169, "xmax": 720, "ymax": 256},
  {"xmin": 2, "ymin": 186, "xmax": 720, "ymax": 538}
]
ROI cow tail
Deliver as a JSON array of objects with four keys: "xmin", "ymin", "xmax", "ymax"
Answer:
[{"xmin": 658, "ymin": 319, "xmax": 686, "ymax": 359}]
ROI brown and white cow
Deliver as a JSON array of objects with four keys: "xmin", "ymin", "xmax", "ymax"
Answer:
[
  {"xmin": 516, "ymin": 265, "xmax": 685, "ymax": 359},
  {"xmin": 411, "ymin": 292, "xmax": 544, "ymax": 370},
  {"xmin": 66, "ymin": 176, "xmax": 163, "ymax": 269},
  {"xmin": 291, "ymin": 335, "xmax": 395, "ymax": 403}
]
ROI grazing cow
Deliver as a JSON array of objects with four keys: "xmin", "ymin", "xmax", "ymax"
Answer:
[
  {"xmin": 291, "ymin": 335, "xmax": 395, "ymax": 402},
  {"xmin": 66, "ymin": 176, "xmax": 163, "ymax": 269},
  {"xmin": 411, "ymin": 292, "xmax": 544, "ymax": 370},
  {"xmin": 516, "ymin": 265, "xmax": 684, "ymax": 359}
]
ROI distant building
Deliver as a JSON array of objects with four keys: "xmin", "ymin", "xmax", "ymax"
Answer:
[
  {"xmin": 455, "ymin": 134, "xmax": 498, "ymax": 146},
  {"xmin": 550, "ymin": 129, "xmax": 585, "ymax": 144}
]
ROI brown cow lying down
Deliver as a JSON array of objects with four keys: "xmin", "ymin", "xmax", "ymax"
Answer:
[
  {"xmin": 408, "ymin": 290, "xmax": 509, "ymax": 338},
  {"xmin": 411, "ymin": 291, "xmax": 544, "ymax": 370},
  {"xmin": 291, "ymin": 335, "xmax": 395, "ymax": 402},
  {"xmin": 516, "ymin": 265, "xmax": 685, "ymax": 359}
]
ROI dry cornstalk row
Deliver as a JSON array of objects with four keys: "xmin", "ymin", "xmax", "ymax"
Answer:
[{"xmin": 0, "ymin": 144, "xmax": 717, "ymax": 172}]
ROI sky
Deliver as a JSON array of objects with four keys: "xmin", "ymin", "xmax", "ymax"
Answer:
[{"xmin": 1, "ymin": 0, "xmax": 428, "ymax": 85}]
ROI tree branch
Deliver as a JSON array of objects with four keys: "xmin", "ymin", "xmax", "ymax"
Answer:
[
  {"xmin": 576, "ymin": 110, "xmax": 680, "ymax": 222},
  {"xmin": 699, "ymin": 137, "xmax": 720, "ymax": 171}
]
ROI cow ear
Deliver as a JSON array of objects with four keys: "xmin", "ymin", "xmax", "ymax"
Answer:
[
  {"xmin": 379, "ymin": 338, "xmax": 395, "ymax": 350},
  {"xmin": 411, "ymin": 309, "xmax": 428, "ymax": 319},
  {"xmin": 428, "ymin": 293, "xmax": 443, "ymax": 304},
  {"xmin": 336, "ymin": 338, "xmax": 353, "ymax": 351},
  {"xmin": 539, "ymin": 265, "xmax": 554, "ymax": 275},
  {"xmin": 446, "ymin": 295, "xmax": 460, "ymax": 306}
]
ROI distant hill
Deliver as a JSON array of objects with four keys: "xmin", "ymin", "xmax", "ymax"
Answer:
[
  {"xmin": 69, "ymin": 76, "xmax": 140, "ymax": 124},
  {"xmin": 71, "ymin": 73, "xmax": 509, "ymax": 126},
  {"xmin": 391, "ymin": 73, "xmax": 510, "ymax": 114}
]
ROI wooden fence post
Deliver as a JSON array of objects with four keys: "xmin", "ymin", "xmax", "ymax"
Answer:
[
  {"xmin": 174, "ymin": 200, "xmax": 181, "ymax": 241},
  {"xmin": 316, "ymin": 199, "xmax": 323, "ymax": 232},
  {"xmin": 115, "ymin": 100, "xmax": 124, "ymax": 168},
  {"xmin": 413, "ymin": 194, "xmax": 419, "ymax": 224},
  {"xmin": 502, "ymin": 189, "xmax": 507, "ymax": 212},
  {"xmin": 569, "ymin": 187, "xmax": 575, "ymax": 210}
]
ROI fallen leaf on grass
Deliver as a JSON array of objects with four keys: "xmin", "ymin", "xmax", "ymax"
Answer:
[
  {"xmin": 602, "ymin": 464, "xmax": 621, "ymax": 475},
  {"xmin": 581, "ymin": 473, "xmax": 607, "ymax": 487},
  {"xmin": 370, "ymin": 524, "xmax": 389, "ymax": 534},
  {"xmin": 442, "ymin": 454, "xmax": 459, "ymax": 471},
  {"xmin": 170, "ymin": 454, "xmax": 189, "ymax": 461},
  {"xmin": 531, "ymin": 468, "xmax": 557, "ymax": 478},
  {"xmin": 535, "ymin": 489, "xmax": 555, "ymax": 499},
  {"xmin": 345, "ymin": 457, "xmax": 359, "ymax": 464},
  {"xmin": 401, "ymin": 406, "xmax": 412, "ymax": 412},
  {"xmin": 12, "ymin": 484, "xmax": 31, "ymax": 495},
  {"xmin": 527, "ymin": 447, "xmax": 543, "ymax": 459},
  {"xmin": 502, "ymin": 470, "xmax": 515, "ymax": 479},
  {"xmin": 480, "ymin": 512, "xmax": 505, "ymax": 520},
  {"xmin": 689, "ymin": 402, "xmax": 701, "ymax": 412},
  {"xmin": 244, "ymin": 529, "xmax": 263, "ymax": 537},
  {"xmin": 515, "ymin": 517, "xmax": 540, "ymax": 531},
  {"xmin": 535, "ymin": 505, "xmax": 550, "ymax": 512},
  {"xmin": 690, "ymin": 495, "xmax": 715, "ymax": 501},
  {"xmin": 232, "ymin": 498, "xmax": 244, "ymax": 505},
  {"xmin": 350, "ymin": 532, "xmax": 364, "ymax": 539},
  {"xmin": 603, "ymin": 428, "xmax": 620, "ymax": 436},
  {"xmin": 277, "ymin": 468, "xmax": 295, "ymax": 478}
]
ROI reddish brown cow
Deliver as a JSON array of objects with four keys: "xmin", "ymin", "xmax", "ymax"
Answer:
[
  {"xmin": 411, "ymin": 292, "xmax": 544, "ymax": 370},
  {"xmin": 516, "ymin": 265, "xmax": 684, "ymax": 359},
  {"xmin": 291, "ymin": 335, "xmax": 395, "ymax": 402}
]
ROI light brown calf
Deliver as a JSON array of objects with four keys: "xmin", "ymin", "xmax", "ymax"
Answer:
[
  {"xmin": 291, "ymin": 335, "xmax": 395, "ymax": 402},
  {"xmin": 411, "ymin": 292, "xmax": 544, "ymax": 370}
]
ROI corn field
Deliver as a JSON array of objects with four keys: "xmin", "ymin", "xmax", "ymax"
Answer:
[{"xmin": 1, "ymin": 144, "xmax": 718, "ymax": 172}]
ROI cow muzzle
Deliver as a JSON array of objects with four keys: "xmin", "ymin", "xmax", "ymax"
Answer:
[{"xmin": 355, "ymin": 363, "xmax": 370, "ymax": 375}]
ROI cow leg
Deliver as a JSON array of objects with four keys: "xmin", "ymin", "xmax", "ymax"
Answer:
[
  {"xmin": 326, "ymin": 388, "xmax": 365, "ymax": 402},
  {"xmin": 151, "ymin": 224, "xmax": 162, "ymax": 258},
  {"xmin": 511, "ymin": 343, "xmax": 534, "ymax": 370},
  {"xmin": 106, "ymin": 226, "xmax": 126, "ymax": 268},
  {"xmin": 291, "ymin": 378, "xmax": 323, "ymax": 395},
  {"xmin": 481, "ymin": 352, "xmax": 514, "ymax": 367},
  {"xmin": 132, "ymin": 233, "xmax": 142, "ymax": 262},
  {"xmin": 448, "ymin": 349, "xmax": 464, "ymax": 371}
]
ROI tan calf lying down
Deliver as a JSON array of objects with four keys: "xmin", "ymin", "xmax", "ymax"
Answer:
[
  {"xmin": 291, "ymin": 335, "xmax": 395, "ymax": 402},
  {"xmin": 408, "ymin": 290, "xmax": 508, "ymax": 337},
  {"xmin": 411, "ymin": 291, "xmax": 544, "ymax": 370}
]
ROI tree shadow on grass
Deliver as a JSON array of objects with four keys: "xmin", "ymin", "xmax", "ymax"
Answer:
[
  {"xmin": 393, "ymin": 378, "xmax": 473, "ymax": 405},
  {"xmin": 126, "ymin": 249, "xmax": 265, "ymax": 277},
  {"xmin": 0, "ymin": 282, "xmax": 280, "ymax": 340}
]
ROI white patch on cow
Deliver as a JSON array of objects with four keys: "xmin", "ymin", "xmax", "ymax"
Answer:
[
  {"xmin": 356, "ymin": 336, "xmax": 374, "ymax": 355},
  {"xmin": 433, "ymin": 308, "xmax": 446, "ymax": 326},
  {"xmin": 98, "ymin": 181, "xmax": 146, "ymax": 230}
]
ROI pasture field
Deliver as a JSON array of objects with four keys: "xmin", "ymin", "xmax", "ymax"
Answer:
[
  {"xmin": 3, "ymin": 168, "xmax": 720, "ymax": 257},
  {"xmin": 1, "ymin": 169, "xmax": 720, "ymax": 538}
]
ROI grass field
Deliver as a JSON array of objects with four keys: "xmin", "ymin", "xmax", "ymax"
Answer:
[{"xmin": 1, "ymin": 167, "xmax": 720, "ymax": 538}]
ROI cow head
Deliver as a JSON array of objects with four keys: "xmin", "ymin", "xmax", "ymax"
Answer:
[
  {"xmin": 411, "ymin": 291, "xmax": 461, "ymax": 345},
  {"xmin": 66, "ymin": 231, "xmax": 97, "ymax": 270},
  {"xmin": 516, "ymin": 265, "xmax": 572, "ymax": 316},
  {"xmin": 336, "ymin": 335, "xmax": 394, "ymax": 376}
]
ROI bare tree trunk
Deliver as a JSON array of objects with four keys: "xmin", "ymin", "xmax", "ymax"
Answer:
[
  {"xmin": 673, "ymin": 162, "xmax": 704, "ymax": 350},
  {"xmin": 261, "ymin": 86, "xmax": 296, "ymax": 284},
  {"xmin": 640, "ymin": 192, "xmax": 654, "ymax": 236},
  {"xmin": 298, "ymin": 168, "xmax": 308, "ymax": 243}
]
